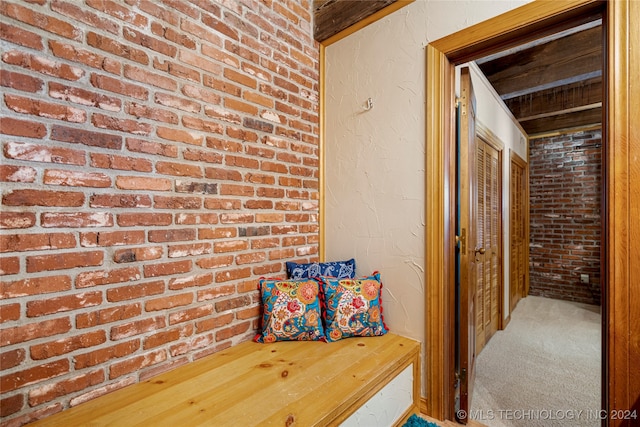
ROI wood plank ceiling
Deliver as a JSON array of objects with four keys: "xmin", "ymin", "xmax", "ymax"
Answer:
[{"xmin": 314, "ymin": 2, "xmax": 603, "ymax": 138}]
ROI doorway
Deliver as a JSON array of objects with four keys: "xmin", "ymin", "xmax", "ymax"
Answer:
[{"xmin": 424, "ymin": 0, "xmax": 639, "ymax": 422}]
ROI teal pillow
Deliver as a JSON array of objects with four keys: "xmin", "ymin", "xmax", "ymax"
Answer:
[
  {"xmin": 319, "ymin": 272, "xmax": 388, "ymax": 342},
  {"xmin": 254, "ymin": 278, "xmax": 325, "ymax": 343},
  {"xmin": 286, "ymin": 258, "xmax": 356, "ymax": 279}
]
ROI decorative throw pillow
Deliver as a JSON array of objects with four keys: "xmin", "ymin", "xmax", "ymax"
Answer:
[
  {"xmin": 319, "ymin": 271, "xmax": 388, "ymax": 342},
  {"xmin": 254, "ymin": 278, "xmax": 325, "ymax": 343},
  {"xmin": 286, "ymin": 258, "xmax": 356, "ymax": 279}
]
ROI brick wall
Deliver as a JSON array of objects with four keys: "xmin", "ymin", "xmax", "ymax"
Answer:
[
  {"xmin": 529, "ymin": 130, "xmax": 601, "ymax": 305},
  {"xmin": 0, "ymin": 1, "xmax": 319, "ymax": 424}
]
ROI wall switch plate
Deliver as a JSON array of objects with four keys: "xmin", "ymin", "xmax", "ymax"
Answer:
[{"xmin": 580, "ymin": 273, "xmax": 590, "ymax": 284}]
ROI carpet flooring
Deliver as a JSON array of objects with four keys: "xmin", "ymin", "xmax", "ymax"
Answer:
[{"xmin": 469, "ymin": 296, "xmax": 601, "ymax": 427}]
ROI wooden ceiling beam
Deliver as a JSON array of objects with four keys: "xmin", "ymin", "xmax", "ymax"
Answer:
[
  {"xmin": 477, "ymin": 25, "xmax": 602, "ymax": 98},
  {"xmin": 520, "ymin": 105, "xmax": 602, "ymax": 135},
  {"xmin": 313, "ymin": 0, "xmax": 396, "ymax": 42},
  {"xmin": 504, "ymin": 76, "xmax": 602, "ymax": 118}
]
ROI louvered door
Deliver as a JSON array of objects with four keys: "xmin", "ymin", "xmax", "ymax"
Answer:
[
  {"xmin": 475, "ymin": 139, "xmax": 501, "ymax": 355},
  {"xmin": 510, "ymin": 152, "xmax": 528, "ymax": 312}
]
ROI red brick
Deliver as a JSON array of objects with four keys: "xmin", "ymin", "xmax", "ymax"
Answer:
[
  {"xmin": 126, "ymin": 102, "xmax": 178, "ymax": 124},
  {"xmin": 75, "ymin": 267, "xmax": 140, "ymax": 289},
  {"xmin": 143, "ymin": 328, "xmax": 182, "ymax": 350},
  {"xmin": 155, "ymin": 161, "xmax": 202, "ymax": 178},
  {"xmin": 0, "ymin": 267, "xmax": 22, "ymax": 293},
  {"xmin": 0, "ymin": 359, "xmax": 68, "ymax": 393},
  {"xmin": 113, "ymin": 247, "xmax": 163, "ymax": 264},
  {"xmin": 174, "ymin": 180, "xmax": 218, "ymax": 194},
  {"xmin": 157, "ymin": 193, "xmax": 205, "ymax": 211},
  {"xmin": 123, "ymin": 27, "xmax": 175, "ymax": 57},
  {"xmin": 203, "ymin": 198, "xmax": 242, "ymax": 210},
  {"xmin": 145, "ymin": 293, "xmax": 193, "ymax": 312},
  {"xmin": 27, "ymin": 251, "xmax": 103, "ymax": 273},
  {"xmin": 87, "ymin": 31, "xmax": 148, "ymax": 64},
  {"xmin": 27, "ymin": 291, "xmax": 102, "ymax": 317},
  {"xmin": 127, "ymin": 138, "xmax": 178, "ymax": 158},
  {"xmin": 115, "ymin": 176, "xmax": 171, "ymax": 191},
  {"xmin": 41, "ymin": 212, "xmax": 113, "ymax": 228},
  {"xmin": 80, "ymin": 230, "xmax": 145, "ymax": 248},
  {"xmin": 168, "ymin": 243, "xmax": 212, "ymax": 258},
  {"xmin": 106, "ymin": 281, "xmax": 165, "ymax": 302},
  {"xmin": 213, "ymin": 240, "xmax": 249, "ymax": 253},
  {"xmin": 90, "ymin": 153, "xmax": 152, "ymax": 172},
  {"xmin": 0, "ymin": 232, "xmax": 76, "ymax": 253},
  {"xmin": 43, "ymin": 169, "xmax": 111, "ymax": 188},
  {"xmin": 253, "ymin": 263, "xmax": 282, "ymax": 276},
  {"xmin": 181, "ymin": 84, "xmax": 220, "ymax": 106},
  {"xmin": 197, "ymin": 284, "xmax": 235, "ymax": 302},
  {"xmin": 89, "ymin": 193, "xmax": 152, "ymax": 209},
  {"xmin": 28, "ymin": 369, "xmax": 104, "ymax": 406},
  {"xmin": 1, "ymin": 275, "xmax": 71, "ymax": 299},
  {"xmin": 169, "ymin": 273, "xmax": 214, "ymax": 290},
  {"xmin": 0, "ymin": 393, "xmax": 24, "ymax": 417},
  {"xmin": 0, "ymin": 165, "xmax": 36, "ymax": 183},
  {"xmin": 215, "ymin": 267, "xmax": 251, "ymax": 283},
  {"xmin": 168, "ymin": 304, "xmax": 213, "ymax": 325},
  {"xmin": 215, "ymin": 321, "xmax": 251, "ymax": 342},
  {"xmin": 30, "ymin": 330, "xmax": 107, "ymax": 360},
  {"xmin": 86, "ymin": 0, "xmax": 147, "ymax": 26},
  {"xmin": 236, "ymin": 252, "xmax": 267, "ymax": 265},
  {"xmin": 4, "ymin": 142, "xmax": 86, "ymax": 166},
  {"xmin": 51, "ymin": 124, "xmax": 122, "ymax": 149},
  {"xmin": 110, "ymin": 316, "xmax": 166, "ymax": 340},
  {"xmin": 74, "ymin": 340, "xmax": 139, "ymax": 369},
  {"xmin": 143, "ymin": 260, "xmax": 192, "ymax": 278},
  {"xmin": 178, "ymin": 49, "xmax": 222, "ymax": 75},
  {"xmin": 0, "ymin": 317, "xmax": 72, "ymax": 346},
  {"xmin": 50, "ymin": 0, "xmax": 119, "ymax": 35},
  {"xmin": 152, "ymin": 57, "xmax": 200, "ymax": 82},
  {"xmin": 117, "ymin": 213, "xmax": 172, "ymax": 227},
  {"xmin": 0, "ymin": 303, "xmax": 21, "ymax": 323},
  {"xmin": 76, "ymin": 303, "xmax": 141, "ymax": 329},
  {"xmin": 5, "ymin": 94, "xmax": 86, "ymax": 123},
  {"xmin": 0, "ymin": 21, "xmax": 42, "ymax": 50},
  {"xmin": 195, "ymin": 255, "xmax": 235, "ymax": 270},
  {"xmin": 148, "ymin": 229, "xmax": 196, "ymax": 243},
  {"xmin": 0, "ymin": 211, "xmax": 36, "ymax": 229},
  {"xmin": 3, "ymin": 50, "xmax": 83, "ymax": 81},
  {"xmin": 156, "ymin": 126, "xmax": 203, "ymax": 146},
  {"xmin": 175, "ymin": 213, "xmax": 219, "ymax": 225},
  {"xmin": 0, "ymin": 348, "xmax": 25, "ymax": 370},
  {"xmin": 195, "ymin": 313, "xmax": 234, "ymax": 333},
  {"xmin": 219, "ymin": 213, "xmax": 254, "ymax": 224},
  {"xmin": 49, "ymin": 40, "xmax": 120, "ymax": 74},
  {"xmin": 49, "ymin": 82, "xmax": 120, "ymax": 111},
  {"xmin": 182, "ymin": 115, "xmax": 224, "ymax": 134},
  {"xmin": 1, "ymin": 2, "xmax": 81, "ymax": 40},
  {"xmin": 92, "ymin": 113, "xmax": 152, "ymax": 135},
  {"xmin": 109, "ymin": 349, "xmax": 166, "ymax": 379},
  {"xmin": 0, "ymin": 118, "xmax": 44, "ymax": 139},
  {"xmin": 1, "ymin": 69, "xmax": 43, "ymax": 93}
]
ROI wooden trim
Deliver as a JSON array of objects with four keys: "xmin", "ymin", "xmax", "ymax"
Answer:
[
  {"xmin": 321, "ymin": 1, "xmax": 415, "ymax": 47},
  {"xmin": 425, "ymin": 44, "xmax": 455, "ymax": 421},
  {"xmin": 430, "ymin": 0, "xmax": 604, "ymax": 64},
  {"xmin": 508, "ymin": 150, "xmax": 529, "ymax": 315},
  {"xmin": 606, "ymin": 0, "xmax": 639, "ymax": 419},
  {"xmin": 476, "ymin": 121, "xmax": 505, "ymax": 152},
  {"xmin": 425, "ymin": 0, "xmax": 610, "ymax": 422},
  {"xmin": 319, "ymin": 44, "xmax": 326, "ymax": 262}
]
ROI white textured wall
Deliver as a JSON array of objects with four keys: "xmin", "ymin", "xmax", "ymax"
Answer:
[{"xmin": 324, "ymin": 0, "xmax": 532, "ymax": 393}]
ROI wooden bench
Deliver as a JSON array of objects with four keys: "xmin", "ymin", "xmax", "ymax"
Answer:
[{"xmin": 29, "ymin": 333, "xmax": 421, "ymax": 426}]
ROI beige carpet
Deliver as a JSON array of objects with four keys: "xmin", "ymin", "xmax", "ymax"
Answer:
[{"xmin": 469, "ymin": 296, "xmax": 601, "ymax": 427}]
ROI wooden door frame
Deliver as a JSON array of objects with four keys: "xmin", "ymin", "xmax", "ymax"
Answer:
[{"xmin": 426, "ymin": 0, "xmax": 637, "ymax": 421}]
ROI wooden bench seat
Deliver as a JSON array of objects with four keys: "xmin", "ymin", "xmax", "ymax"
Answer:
[{"xmin": 29, "ymin": 333, "xmax": 421, "ymax": 426}]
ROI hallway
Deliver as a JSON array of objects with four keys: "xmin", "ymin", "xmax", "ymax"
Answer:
[{"xmin": 469, "ymin": 296, "xmax": 601, "ymax": 426}]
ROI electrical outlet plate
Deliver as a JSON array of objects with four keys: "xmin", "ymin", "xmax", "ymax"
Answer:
[{"xmin": 580, "ymin": 273, "xmax": 590, "ymax": 284}]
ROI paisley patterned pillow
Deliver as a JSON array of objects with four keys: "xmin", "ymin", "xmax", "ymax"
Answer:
[
  {"xmin": 286, "ymin": 258, "xmax": 356, "ymax": 280},
  {"xmin": 254, "ymin": 278, "xmax": 325, "ymax": 343},
  {"xmin": 319, "ymin": 272, "xmax": 388, "ymax": 342}
]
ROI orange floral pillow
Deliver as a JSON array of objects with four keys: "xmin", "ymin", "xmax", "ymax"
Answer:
[
  {"xmin": 254, "ymin": 278, "xmax": 325, "ymax": 343},
  {"xmin": 318, "ymin": 272, "xmax": 388, "ymax": 342}
]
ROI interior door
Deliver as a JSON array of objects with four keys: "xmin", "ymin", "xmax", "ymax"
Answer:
[
  {"xmin": 457, "ymin": 66, "xmax": 477, "ymax": 424},
  {"xmin": 476, "ymin": 139, "xmax": 501, "ymax": 355},
  {"xmin": 510, "ymin": 152, "xmax": 528, "ymax": 312}
]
